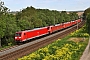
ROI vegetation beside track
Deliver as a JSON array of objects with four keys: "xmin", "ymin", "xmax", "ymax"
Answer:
[
  {"xmin": 18, "ymin": 25, "xmax": 89, "ymax": 60},
  {"xmin": 0, "ymin": 45, "xmax": 13, "ymax": 50}
]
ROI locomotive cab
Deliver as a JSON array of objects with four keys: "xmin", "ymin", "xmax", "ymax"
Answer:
[
  {"xmin": 15, "ymin": 31, "xmax": 27, "ymax": 42},
  {"xmin": 15, "ymin": 32, "xmax": 22, "ymax": 42}
]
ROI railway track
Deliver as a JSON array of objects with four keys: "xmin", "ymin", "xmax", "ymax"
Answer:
[
  {"xmin": 0, "ymin": 21, "xmax": 85, "ymax": 60},
  {"xmin": 0, "ymin": 45, "xmax": 19, "ymax": 52}
]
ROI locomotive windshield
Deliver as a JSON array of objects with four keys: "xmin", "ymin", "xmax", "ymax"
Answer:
[{"xmin": 15, "ymin": 33, "xmax": 21, "ymax": 36}]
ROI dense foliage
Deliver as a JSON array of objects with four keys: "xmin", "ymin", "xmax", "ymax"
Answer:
[
  {"xmin": 83, "ymin": 7, "xmax": 90, "ymax": 19},
  {"xmin": 86, "ymin": 13, "xmax": 90, "ymax": 35},
  {"xmin": 16, "ymin": 6, "xmax": 78, "ymax": 30},
  {"xmin": 18, "ymin": 26, "xmax": 89, "ymax": 60},
  {"xmin": 83, "ymin": 7, "xmax": 90, "ymax": 17},
  {"xmin": 83, "ymin": 7, "xmax": 90, "ymax": 35},
  {"xmin": 70, "ymin": 25, "xmax": 89, "ymax": 37}
]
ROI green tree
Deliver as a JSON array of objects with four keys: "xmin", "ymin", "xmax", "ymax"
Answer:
[
  {"xmin": 83, "ymin": 7, "xmax": 90, "ymax": 19},
  {"xmin": 86, "ymin": 13, "xmax": 90, "ymax": 52},
  {"xmin": 3, "ymin": 14, "xmax": 18, "ymax": 45},
  {"xmin": 0, "ymin": 17, "xmax": 6, "ymax": 47},
  {"xmin": 0, "ymin": 0, "xmax": 9, "ymax": 47},
  {"xmin": 69, "ymin": 12, "xmax": 78, "ymax": 20},
  {"xmin": 86, "ymin": 13, "xmax": 90, "ymax": 35},
  {"xmin": 0, "ymin": 0, "xmax": 18, "ymax": 47}
]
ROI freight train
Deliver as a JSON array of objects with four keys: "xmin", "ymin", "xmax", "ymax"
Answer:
[{"xmin": 15, "ymin": 19, "xmax": 81, "ymax": 43}]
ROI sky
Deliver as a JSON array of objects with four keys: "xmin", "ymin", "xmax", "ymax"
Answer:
[{"xmin": 2, "ymin": 0, "xmax": 90, "ymax": 11}]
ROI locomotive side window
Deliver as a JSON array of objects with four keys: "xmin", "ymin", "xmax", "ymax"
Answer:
[
  {"xmin": 51, "ymin": 27, "xmax": 52, "ymax": 29},
  {"xmin": 15, "ymin": 33, "xmax": 21, "ymax": 36}
]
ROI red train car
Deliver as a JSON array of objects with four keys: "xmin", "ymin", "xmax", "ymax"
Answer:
[
  {"xmin": 15, "ymin": 27, "xmax": 48, "ymax": 42},
  {"xmin": 63, "ymin": 22, "xmax": 71, "ymax": 28},
  {"xmin": 50, "ymin": 24, "xmax": 63, "ymax": 33},
  {"xmin": 77, "ymin": 19, "xmax": 81, "ymax": 23},
  {"xmin": 71, "ymin": 21, "xmax": 76, "ymax": 25}
]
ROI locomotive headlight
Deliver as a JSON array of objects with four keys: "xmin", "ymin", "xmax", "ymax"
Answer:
[{"xmin": 15, "ymin": 37, "xmax": 17, "ymax": 39}]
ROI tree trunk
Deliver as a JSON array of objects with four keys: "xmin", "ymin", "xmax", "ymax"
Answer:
[{"xmin": 0, "ymin": 38, "xmax": 1, "ymax": 48}]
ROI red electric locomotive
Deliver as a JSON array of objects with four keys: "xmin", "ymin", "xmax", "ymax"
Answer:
[
  {"xmin": 15, "ymin": 19, "xmax": 81, "ymax": 43},
  {"xmin": 15, "ymin": 27, "xmax": 49, "ymax": 42}
]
